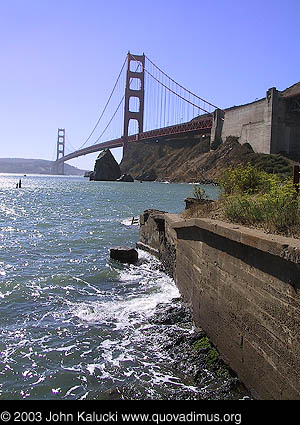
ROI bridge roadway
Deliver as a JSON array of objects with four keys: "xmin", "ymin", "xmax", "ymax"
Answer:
[{"xmin": 58, "ymin": 115, "xmax": 213, "ymax": 163}]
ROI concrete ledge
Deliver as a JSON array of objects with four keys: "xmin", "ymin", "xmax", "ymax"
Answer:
[
  {"xmin": 136, "ymin": 241, "xmax": 159, "ymax": 257},
  {"xmin": 172, "ymin": 217, "xmax": 300, "ymax": 264}
]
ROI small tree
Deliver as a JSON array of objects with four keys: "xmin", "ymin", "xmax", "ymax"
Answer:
[{"xmin": 193, "ymin": 186, "xmax": 208, "ymax": 200}]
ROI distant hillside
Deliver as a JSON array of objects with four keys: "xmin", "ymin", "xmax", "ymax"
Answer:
[{"xmin": 0, "ymin": 158, "xmax": 87, "ymax": 176}]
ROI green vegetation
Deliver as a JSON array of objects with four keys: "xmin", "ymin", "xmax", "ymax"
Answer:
[
  {"xmin": 217, "ymin": 164, "xmax": 299, "ymax": 233},
  {"xmin": 193, "ymin": 186, "xmax": 208, "ymax": 200},
  {"xmin": 193, "ymin": 336, "xmax": 211, "ymax": 351},
  {"xmin": 206, "ymin": 348, "xmax": 219, "ymax": 368},
  {"xmin": 193, "ymin": 337, "xmax": 220, "ymax": 368},
  {"xmin": 248, "ymin": 153, "xmax": 293, "ymax": 179}
]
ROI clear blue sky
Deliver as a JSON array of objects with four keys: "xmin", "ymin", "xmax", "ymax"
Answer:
[{"xmin": 0, "ymin": 0, "xmax": 299, "ymax": 171}]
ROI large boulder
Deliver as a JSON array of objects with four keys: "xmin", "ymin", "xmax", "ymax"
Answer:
[
  {"xmin": 110, "ymin": 246, "xmax": 138, "ymax": 264},
  {"xmin": 90, "ymin": 149, "xmax": 121, "ymax": 181}
]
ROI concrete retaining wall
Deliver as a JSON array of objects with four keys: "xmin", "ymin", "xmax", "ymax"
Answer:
[
  {"xmin": 221, "ymin": 99, "xmax": 269, "ymax": 153},
  {"xmin": 137, "ymin": 209, "xmax": 178, "ymax": 277},
  {"xmin": 216, "ymin": 86, "xmax": 300, "ymax": 155},
  {"xmin": 138, "ymin": 210, "xmax": 300, "ymax": 400}
]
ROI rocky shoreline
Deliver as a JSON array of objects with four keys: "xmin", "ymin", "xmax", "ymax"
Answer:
[
  {"xmin": 102, "ymin": 297, "xmax": 251, "ymax": 400},
  {"xmin": 146, "ymin": 298, "xmax": 251, "ymax": 400},
  {"xmin": 98, "ymin": 296, "xmax": 251, "ymax": 401}
]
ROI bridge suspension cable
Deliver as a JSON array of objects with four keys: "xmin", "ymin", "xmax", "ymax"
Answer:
[
  {"xmin": 91, "ymin": 94, "xmax": 125, "ymax": 145},
  {"xmin": 145, "ymin": 55, "xmax": 218, "ymax": 110},
  {"xmin": 75, "ymin": 55, "xmax": 127, "ymax": 151},
  {"xmin": 65, "ymin": 133, "xmax": 79, "ymax": 154},
  {"xmin": 137, "ymin": 54, "xmax": 219, "ymax": 132},
  {"xmin": 60, "ymin": 51, "xmax": 219, "ymax": 162},
  {"xmin": 90, "ymin": 59, "xmax": 144, "ymax": 144},
  {"xmin": 73, "ymin": 55, "xmax": 142, "ymax": 150}
]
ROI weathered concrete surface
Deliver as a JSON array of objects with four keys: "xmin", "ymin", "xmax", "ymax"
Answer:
[
  {"xmin": 138, "ymin": 210, "xmax": 300, "ymax": 399},
  {"xmin": 220, "ymin": 83, "xmax": 300, "ymax": 156},
  {"xmin": 221, "ymin": 98, "xmax": 268, "ymax": 153},
  {"xmin": 137, "ymin": 209, "xmax": 178, "ymax": 277}
]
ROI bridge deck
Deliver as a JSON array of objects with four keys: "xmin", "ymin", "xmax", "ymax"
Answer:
[{"xmin": 59, "ymin": 116, "xmax": 213, "ymax": 163}]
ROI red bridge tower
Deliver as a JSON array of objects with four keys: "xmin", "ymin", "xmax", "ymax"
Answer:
[
  {"xmin": 55, "ymin": 128, "xmax": 65, "ymax": 175},
  {"xmin": 123, "ymin": 52, "xmax": 145, "ymax": 150}
]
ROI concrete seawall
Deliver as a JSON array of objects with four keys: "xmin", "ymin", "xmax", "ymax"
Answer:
[
  {"xmin": 211, "ymin": 84, "xmax": 300, "ymax": 156},
  {"xmin": 137, "ymin": 210, "xmax": 300, "ymax": 400}
]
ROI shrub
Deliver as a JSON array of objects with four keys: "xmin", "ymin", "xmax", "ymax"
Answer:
[
  {"xmin": 193, "ymin": 185, "xmax": 208, "ymax": 200},
  {"xmin": 219, "ymin": 164, "xmax": 299, "ymax": 232},
  {"xmin": 248, "ymin": 153, "xmax": 293, "ymax": 179},
  {"xmin": 217, "ymin": 164, "xmax": 277, "ymax": 195},
  {"xmin": 224, "ymin": 194, "xmax": 266, "ymax": 224},
  {"xmin": 264, "ymin": 179, "xmax": 299, "ymax": 230}
]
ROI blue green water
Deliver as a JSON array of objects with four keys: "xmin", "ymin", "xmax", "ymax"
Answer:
[{"xmin": 0, "ymin": 174, "xmax": 219, "ymax": 400}]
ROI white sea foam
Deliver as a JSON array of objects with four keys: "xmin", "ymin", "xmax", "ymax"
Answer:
[
  {"xmin": 121, "ymin": 217, "xmax": 140, "ymax": 226},
  {"xmin": 71, "ymin": 250, "xmax": 179, "ymax": 329},
  {"xmin": 0, "ymin": 175, "xmax": 227, "ymax": 400}
]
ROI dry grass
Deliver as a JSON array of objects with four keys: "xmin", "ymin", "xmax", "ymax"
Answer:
[
  {"xmin": 181, "ymin": 200, "xmax": 300, "ymax": 239},
  {"xmin": 181, "ymin": 200, "xmax": 223, "ymax": 220}
]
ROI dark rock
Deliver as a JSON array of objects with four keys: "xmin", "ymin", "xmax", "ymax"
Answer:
[
  {"xmin": 184, "ymin": 197, "xmax": 214, "ymax": 210},
  {"xmin": 150, "ymin": 302, "xmax": 192, "ymax": 325},
  {"xmin": 91, "ymin": 149, "xmax": 121, "ymax": 181},
  {"xmin": 84, "ymin": 171, "xmax": 93, "ymax": 178},
  {"xmin": 143, "ymin": 298, "xmax": 252, "ymax": 400},
  {"xmin": 110, "ymin": 246, "xmax": 138, "ymax": 264},
  {"xmin": 135, "ymin": 168, "xmax": 157, "ymax": 181},
  {"xmin": 116, "ymin": 174, "xmax": 134, "ymax": 182}
]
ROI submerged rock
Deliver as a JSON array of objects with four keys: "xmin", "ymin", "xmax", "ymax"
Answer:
[
  {"xmin": 90, "ymin": 149, "xmax": 121, "ymax": 181},
  {"xmin": 110, "ymin": 246, "xmax": 138, "ymax": 264},
  {"xmin": 150, "ymin": 301, "xmax": 192, "ymax": 325},
  {"xmin": 117, "ymin": 174, "xmax": 134, "ymax": 182}
]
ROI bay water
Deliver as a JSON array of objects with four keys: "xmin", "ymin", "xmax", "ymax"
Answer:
[{"xmin": 0, "ymin": 174, "xmax": 220, "ymax": 400}]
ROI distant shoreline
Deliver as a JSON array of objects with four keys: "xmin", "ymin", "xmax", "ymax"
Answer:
[{"xmin": 0, "ymin": 158, "xmax": 87, "ymax": 176}]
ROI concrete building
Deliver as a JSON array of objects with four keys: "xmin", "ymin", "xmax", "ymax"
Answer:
[{"xmin": 211, "ymin": 82, "xmax": 300, "ymax": 156}]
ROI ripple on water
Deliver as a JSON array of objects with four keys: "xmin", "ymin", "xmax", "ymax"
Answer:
[{"xmin": 1, "ymin": 176, "xmax": 239, "ymax": 400}]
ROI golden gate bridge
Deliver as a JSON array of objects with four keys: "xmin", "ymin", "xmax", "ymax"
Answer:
[{"xmin": 54, "ymin": 52, "xmax": 221, "ymax": 174}]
